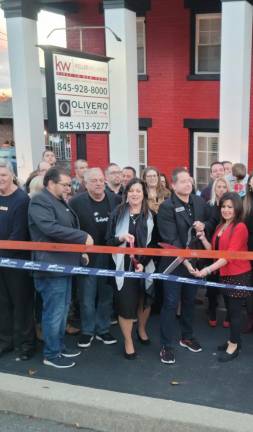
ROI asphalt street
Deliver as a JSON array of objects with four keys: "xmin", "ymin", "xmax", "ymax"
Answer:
[
  {"xmin": 0, "ymin": 294, "xmax": 252, "ymax": 415},
  {"xmin": 0, "ymin": 411, "xmax": 96, "ymax": 432}
]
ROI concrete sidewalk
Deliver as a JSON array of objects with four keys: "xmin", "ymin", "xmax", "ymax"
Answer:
[{"xmin": 0, "ymin": 372, "xmax": 252, "ymax": 432}]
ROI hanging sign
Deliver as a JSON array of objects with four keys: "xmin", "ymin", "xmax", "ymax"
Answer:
[{"xmin": 42, "ymin": 46, "xmax": 111, "ymax": 133}]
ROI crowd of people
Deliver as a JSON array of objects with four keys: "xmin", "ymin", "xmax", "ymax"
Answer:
[{"xmin": 0, "ymin": 152, "xmax": 253, "ymax": 369}]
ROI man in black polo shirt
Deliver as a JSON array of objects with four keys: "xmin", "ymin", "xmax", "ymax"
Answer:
[
  {"xmin": 70, "ymin": 168, "xmax": 120, "ymax": 349},
  {"xmin": 157, "ymin": 167, "xmax": 211, "ymax": 365}
]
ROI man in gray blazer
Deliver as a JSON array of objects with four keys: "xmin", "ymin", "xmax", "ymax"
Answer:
[{"xmin": 29, "ymin": 167, "xmax": 93, "ymax": 369}]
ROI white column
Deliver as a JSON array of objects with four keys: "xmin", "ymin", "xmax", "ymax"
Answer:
[
  {"xmin": 6, "ymin": 17, "xmax": 45, "ymax": 181},
  {"xmin": 219, "ymin": 0, "xmax": 253, "ymax": 165},
  {"xmin": 104, "ymin": 7, "xmax": 139, "ymax": 170}
]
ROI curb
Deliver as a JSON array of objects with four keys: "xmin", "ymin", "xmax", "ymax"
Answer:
[{"xmin": 0, "ymin": 372, "xmax": 251, "ymax": 432}]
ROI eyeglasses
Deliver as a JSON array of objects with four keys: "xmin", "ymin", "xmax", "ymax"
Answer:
[
  {"xmin": 58, "ymin": 182, "xmax": 72, "ymax": 188},
  {"xmin": 109, "ymin": 171, "xmax": 122, "ymax": 175}
]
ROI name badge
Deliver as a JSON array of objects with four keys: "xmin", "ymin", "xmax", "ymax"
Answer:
[
  {"xmin": 175, "ymin": 206, "xmax": 185, "ymax": 213},
  {"xmin": 0, "ymin": 206, "xmax": 8, "ymax": 211}
]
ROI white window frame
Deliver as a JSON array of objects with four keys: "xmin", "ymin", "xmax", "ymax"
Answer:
[
  {"xmin": 139, "ymin": 130, "xmax": 147, "ymax": 176},
  {"xmin": 195, "ymin": 13, "xmax": 221, "ymax": 75},
  {"xmin": 136, "ymin": 17, "xmax": 147, "ymax": 76},
  {"xmin": 193, "ymin": 131, "xmax": 219, "ymax": 191}
]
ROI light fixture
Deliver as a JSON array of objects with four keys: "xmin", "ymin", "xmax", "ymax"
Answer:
[{"xmin": 47, "ymin": 25, "xmax": 122, "ymax": 51}]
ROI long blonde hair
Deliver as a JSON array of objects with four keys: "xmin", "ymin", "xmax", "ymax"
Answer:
[{"xmin": 210, "ymin": 177, "xmax": 230, "ymax": 206}]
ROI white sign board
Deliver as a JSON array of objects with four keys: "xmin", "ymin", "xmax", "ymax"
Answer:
[{"xmin": 52, "ymin": 53, "xmax": 110, "ymax": 133}]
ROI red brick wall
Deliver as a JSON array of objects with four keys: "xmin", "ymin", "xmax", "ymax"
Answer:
[
  {"xmin": 67, "ymin": 0, "xmax": 253, "ymax": 178},
  {"xmin": 139, "ymin": 0, "xmax": 219, "ymax": 179}
]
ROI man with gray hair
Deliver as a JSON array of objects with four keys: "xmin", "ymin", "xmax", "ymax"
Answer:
[
  {"xmin": 0, "ymin": 159, "xmax": 35, "ymax": 360},
  {"xmin": 70, "ymin": 167, "xmax": 120, "ymax": 348},
  {"xmin": 71, "ymin": 159, "xmax": 88, "ymax": 194}
]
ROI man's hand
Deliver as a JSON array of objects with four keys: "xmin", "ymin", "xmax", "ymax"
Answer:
[
  {"xmin": 85, "ymin": 234, "xmax": 94, "ymax": 245},
  {"xmin": 81, "ymin": 253, "xmax": 89, "ymax": 265}
]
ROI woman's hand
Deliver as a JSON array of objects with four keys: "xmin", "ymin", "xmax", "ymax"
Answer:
[
  {"xmin": 119, "ymin": 233, "xmax": 135, "ymax": 243},
  {"xmin": 190, "ymin": 268, "xmax": 208, "ymax": 278},
  {"xmin": 196, "ymin": 231, "xmax": 206, "ymax": 241},
  {"xmin": 135, "ymin": 263, "xmax": 144, "ymax": 273},
  {"xmin": 184, "ymin": 260, "xmax": 195, "ymax": 274}
]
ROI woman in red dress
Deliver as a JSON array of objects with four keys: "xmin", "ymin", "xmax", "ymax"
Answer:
[{"xmin": 190, "ymin": 192, "xmax": 252, "ymax": 362}]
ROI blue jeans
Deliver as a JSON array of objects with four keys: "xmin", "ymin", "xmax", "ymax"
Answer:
[
  {"xmin": 78, "ymin": 257, "xmax": 113, "ymax": 335},
  {"xmin": 34, "ymin": 277, "xmax": 72, "ymax": 360},
  {"xmin": 160, "ymin": 281, "xmax": 198, "ymax": 348}
]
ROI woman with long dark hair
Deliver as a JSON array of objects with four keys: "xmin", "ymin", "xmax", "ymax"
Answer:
[
  {"xmin": 206, "ymin": 177, "xmax": 231, "ymax": 327},
  {"xmin": 190, "ymin": 192, "xmax": 252, "ymax": 362},
  {"xmin": 107, "ymin": 178, "xmax": 157, "ymax": 359}
]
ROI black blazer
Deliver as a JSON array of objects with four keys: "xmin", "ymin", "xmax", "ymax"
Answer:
[
  {"xmin": 28, "ymin": 188, "xmax": 87, "ymax": 276},
  {"xmin": 157, "ymin": 193, "xmax": 211, "ymax": 272}
]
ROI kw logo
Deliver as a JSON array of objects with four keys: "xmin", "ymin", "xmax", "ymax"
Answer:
[{"xmin": 55, "ymin": 56, "xmax": 71, "ymax": 72}]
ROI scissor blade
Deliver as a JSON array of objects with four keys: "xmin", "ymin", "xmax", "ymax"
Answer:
[{"xmin": 163, "ymin": 256, "xmax": 184, "ymax": 274}]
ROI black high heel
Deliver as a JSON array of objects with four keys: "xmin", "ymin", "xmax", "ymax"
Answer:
[
  {"xmin": 124, "ymin": 350, "xmax": 137, "ymax": 360},
  {"xmin": 136, "ymin": 330, "xmax": 151, "ymax": 345}
]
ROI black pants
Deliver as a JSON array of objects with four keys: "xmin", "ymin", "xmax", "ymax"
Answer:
[
  {"xmin": 207, "ymin": 288, "xmax": 230, "ymax": 320},
  {"xmin": 226, "ymin": 296, "xmax": 243, "ymax": 345},
  {"xmin": 0, "ymin": 268, "xmax": 35, "ymax": 351},
  {"xmin": 160, "ymin": 280, "xmax": 198, "ymax": 348}
]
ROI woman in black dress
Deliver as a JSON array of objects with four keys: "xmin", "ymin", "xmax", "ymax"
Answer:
[{"xmin": 107, "ymin": 178, "xmax": 157, "ymax": 359}]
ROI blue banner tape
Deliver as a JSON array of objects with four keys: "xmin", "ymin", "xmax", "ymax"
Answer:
[{"xmin": 0, "ymin": 257, "xmax": 252, "ymax": 292}]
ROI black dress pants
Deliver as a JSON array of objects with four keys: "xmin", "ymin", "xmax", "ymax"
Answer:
[
  {"xmin": 0, "ymin": 268, "xmax": 35, "ymax": 352},
  {"xmin": 227, "ymin": 296, "xmax": 244, "ymax": 345}
]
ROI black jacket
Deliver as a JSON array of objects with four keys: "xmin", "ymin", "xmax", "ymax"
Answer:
[
  {"xmin": 28, "ymin": 188, "xmax": 87, "ymax": 276},
  {"xmin": 157, "ymin": 193, "xmax": 211, "ymax": 272}
]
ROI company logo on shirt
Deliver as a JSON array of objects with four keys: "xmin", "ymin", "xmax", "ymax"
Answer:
[{"xmin": 93, "ymin": 211, "xmax": 109, "ymax": 223}]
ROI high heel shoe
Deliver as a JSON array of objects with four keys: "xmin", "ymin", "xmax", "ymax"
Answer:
[
  {"xmin": 217, "ymin": 341, "xmax": 241, "ymax": 352},
  {"xmin": 218, "ymin": 347, "xmax": 239, "ymax": 362},
  {"xmin": 136, "ymin": 330, "xmax": 151, "ymax": 345},
  {"xmin": 124, "ymin": 350, "xmax": 137, "ymax": 360}
]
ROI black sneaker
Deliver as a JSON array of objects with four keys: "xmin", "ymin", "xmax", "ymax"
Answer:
[
  {"xmin": 43, "ymin": 355, "xmax": 75, "ymax": 368},
  {"xmin": 179, "ymin": 338, "xmax": 202, "ymax": 353},
  {"xmin": 95, "ymin": 333, "xmax": 117, "ymax": 345},
  {"xmin": 160, "ymin": 347, "xmax": 175, "ymax": 364},
  {"xmin": 77, "ymin": 335, "xmax": 94, "ymax": 348},
  {"xmin": 61, "ymin": 348, "xmax": 81, "ymax": 358}
]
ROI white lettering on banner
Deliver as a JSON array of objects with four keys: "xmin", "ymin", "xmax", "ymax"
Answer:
[{"xmin": 53, "ymin": 53, "xmax": 110, "ymax": 133}]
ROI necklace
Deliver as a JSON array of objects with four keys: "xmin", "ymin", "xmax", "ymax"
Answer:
[{"xmin": 130, "ymin": 213, "xmax": 140, "ymax": 225}]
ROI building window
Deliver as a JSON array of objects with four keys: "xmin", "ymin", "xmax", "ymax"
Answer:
[
  {"xmin": 139, "ymin": 130, "xmax": 147, "ymax": 176},
  {"xmin": 47, "ymin": 134, "xmax": 72, "ymax": 161},
  {"xmin": 137, "ymin": 17, "xmax": 146, "ymax": 75},
  {"xmin": 194, "ymin": 132, "xmax": 219, "ymax": 191},
  {"xmin": 195, "ymin": 14, "xmax": 221, "ymax": 74}
]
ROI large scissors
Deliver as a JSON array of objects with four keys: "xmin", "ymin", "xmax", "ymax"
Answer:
[{"xmin": 159, "ymin": 226, "xmax": 195, "ymax": 275}]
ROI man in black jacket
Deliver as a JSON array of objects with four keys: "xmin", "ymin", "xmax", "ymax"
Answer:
[
  {"xmin": 70, "ymin": 168, "xmax": 121, "ymax": 349},
  {"xmin": 0, "ymin": 160, "xmax": 35, "ymax": 360},
  {"xmin": 29, "ymin": 167, "xmax": 93, "ymax": 369},
  {"xmin": 157, "ymin": 167, "xmax": 211, "ymax": 365}
]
